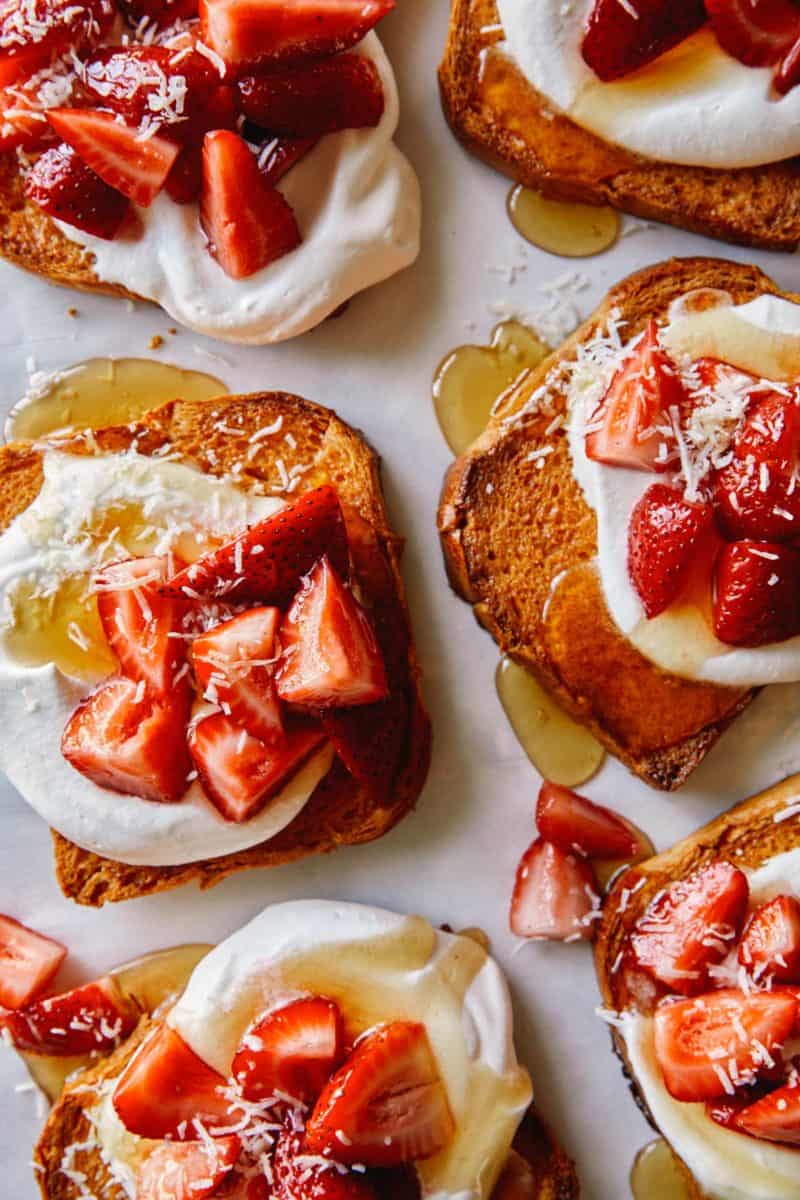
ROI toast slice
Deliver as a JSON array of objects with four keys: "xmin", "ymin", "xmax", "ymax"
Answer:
[
  {"xmin": 438, "ymin": 0, "xmax": 800, "ymax": 251},
  {"xmin": 437, "ymin": 256, "xmax": 800, "ymax": 790},
  {"xmin": 0, "ymin": 391, "xmax": 431, "ymax": 905}
]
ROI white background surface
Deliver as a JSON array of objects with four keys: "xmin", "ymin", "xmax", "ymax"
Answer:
[{"xmin": 2, "ymin": 4, "xmax": 800, "ymax": 1198}]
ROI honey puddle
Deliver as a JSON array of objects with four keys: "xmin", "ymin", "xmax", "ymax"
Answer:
[
  {"xmin": 507, "ymin": 184, "xmax": 620, "ymax": 258},
  {"xmin": 631, "ymin": 1138, "xmax": 692, "ymax": 1200}
]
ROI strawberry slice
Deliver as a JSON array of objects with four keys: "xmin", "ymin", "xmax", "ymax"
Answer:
[
  {"xmin": 81, "ymin": 46, "xmax": 218, "ymax": 133},
  {"xmin": 706, "ymin": 0, "xmax": 800, "ymax": 68},
  {"xmin": 320, "ymin": 691, "xmax": 407, "ymax": 790},
  {"xmin": 25, "ymin": 142, "xmax": 130, "ymax": 239},
  {"xmin": 193, "ymin": 608, "xmax": 283, "ymax": 745},
  {"xmin": 0, "ymin": 0, "xmax": 114, "ymax": 87},
  {"xmin": 739, "ymin": 895, "xmax": 800, "ymax": 983},
  {"xmin": 200, "ymin": 129, "xmax": 301, "ymax": 279},
  {"xmin": 62, "ymin": 675, "xmax": 192, "ymax": 803},
  {"xmin": 199, "ymin": 0, "xmax": 395, "ymax": 71},
  {"xmin": 305, "ymin": 1021, "xmax": 455, "ymax": 1167},
  {"xmin": 735, "ymin": 1082, "xmax": 800, "ymax": 1145},
  {"xmin": 48, "ymin": 108, "xmax": 179, "ymax": 206},
  {"xmin": 585, "ymin": 322, "xmax": 684, "ymax": 472},
  {"xmin": 232, "ymin": 996, "xmax": 344, "ymax": 1104},
  {"xmin": 509, "ymin": 837, "xmax": 599, "ymax": 941},
  {"xmin": 189, "ymin": 713, "xmax": 326, "ymax": 822},
  {"xmin": 1, "ymin": 976, "xmax": 138, "ymax": 1055},
  {"xmin": 654, "ymin": 988, "xmax": 797, "ymax": 1102},
  {"xmin": 0, "ymin": 915, "xmax": 65, "ymax": 1010},
  {"xmin": 776, "ymin": 31, "xmax": 800, "ymax": 91},
  {"xmin": 628, "ymin": 483, "xmax": 715, "ymax": 620},
  {"xmin": 166, "ymin": 144, "xmax": 203, "ymax": 204},
  {"xmin": 113, "ymin": 1023, "xmax": 235, "ymax": 1139},
  {"xmin": 165, "ymin": 486, "xmax": 349, "ymax": 607},
  {"xmin": 629, "ymin": 860, "xmax": 749, "ymax": 995},
  {"xmin": 274, "ymin": 1118, "xmax": 378, "ymax": 1200},
  {"xmin": 138, "ymin": 1136, "xmax": 241, "ymax": 1200},
  {"xmin": 119, "ymin": 0, "xmax": 198, "ymax": 28},
  {"xmin": 712, "ymin": 541, "xmax": 800, "ymax": 648},
  {"xmin": 582, "ymin": 0, "xmax": 706, "ymax": 81},
  {"xmin": 535, "ymin": 781, "xmax": 640, "ymax": 859},
  {"xmin": 237, "ymin": 55, "xmax": 384, "ymax": 138},
  {"xmin": 0, "ymin": 56, "xmax": 78, "ymax": 152},
  {"xmin": 256, "ymin": 135, "xmax": 318, "ymax": 186},
  {"xmin": 276, "ymin": 556, "xmax": 388, "ymax": 708}
]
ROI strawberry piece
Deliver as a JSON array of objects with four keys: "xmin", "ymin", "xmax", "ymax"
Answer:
[
  {"xmin": 220, "ymin": 1179, "xmax": 270, "ymax": 1200},
  {"xmin": 237, "ymin": 55, "xmax": 384, "ymax": 138},
  {"xmin": 776, "ymin": 31, "xmax": 800, "ymax": 91},
  {"xmin": 62, "ymin": 675, "xmax": 192, "ymax": 803},
  {"xmin": 1, "ymin": 976, "xmax": 138, "ymax": 1055},
  {"xmin": 305, "ymin": 1021, "xmax": 455, "ymax": 1168},
  {"xmin": 193, "ymin": 607, "xmax": 283, "ymax": 744},
  {"xmin": 628, "ymin": 483, "xmax": 714, "ymax": 620},
  {"xmin": 654, "ymin": 988, "xmax": 797, "ymax": 1102},
  {"xmin": 0, "ymin": 56, "xmax": 78, "ymax": 152},
  {"xmin": 166, "ymin": 144, "xmax": 203, "ymax": 203},
  {"xmin": 274, "ymin": 1119, "xmax": 378, "ymax": 1200},
  {"xmin": 119, "ymin": 0, "xmax": 198, "ymax": 28},
  {"xmin": 739, "ymin": 895, "xmax": 800, "ymax": 983},
  {"xmin": 0, "ymin": 0, "xmax": 114, "ymax": 86},
  {"xmin": 735, "ymin": 1082, "xmax": 800, "ymax": 1145},
  {"xmin": 95, "ymin": 556, "xmax": 189, "ymax": 697},
  {"xmin": 48, "ymin": 107, "xmax": 179, "ymax": 206},
  {"xmin": 276, "ymin": 555, "xmax": 388, "ymax": 708},
  {"xmin": 582, "ymin": 0, "xmax": 706, "ymax": 82},
  {"xmin": 113, "ymin": 1023, "xmax": 235, "ymax": 1139},
  {"xmin": 25, "ymin": 142, "xmax": 130, "ymax": 239},
  {"xmin": 0, "ymin": 915, "xmax": 65, "ymax": 1010},
  {"xmin": 199, "ymin": 0, "xmax": 394, "ymax": 71},
  {"xmin": 585, "ymin": 322, "xmax": 684, "ymax": 472},
  {"xmin": 81, "ymin": 47, "xmax": 218, "ymax": 132},
  {"xmin": 706, "ymin": 1083, "xmax": 777, "ymax": 1131},
  {"xmin": 138, "ymin": 1136, "xmax": 240, "ymax": 1200},
  {"xmin": 509, "ymin": 837, "xmax": 599, "ymax": 941},
  {"xmin": 165, "ymin": 486, "xmax": 349, "ymax": 607},
  {"xmin": 535, "ymin": 781, "xmax": 640, "ymax": 859},
  {"xmin": 320, "ymin": 690, "xmax": 407, "ymax": 789},
  {"xmin": 256, "ymin": 135, "xmax": 318, "ymax": 186},
  {"xmin": 232, "ymin": 996, "xmax": 344, "ymax": 1104},
  {"xmin": 713, "ymin": 541, "xmax": 800, "ymax": 648},
  {"xmin": 706, "ymin": 0, "xmax": 800, "ymax": 68},
  {"xmin": 189, "ymin": 713, "xmax": 326, "ymax": 822},
  {"xmin": 629, "ymin": 860, "xmax": 749, "ymax": 995}
]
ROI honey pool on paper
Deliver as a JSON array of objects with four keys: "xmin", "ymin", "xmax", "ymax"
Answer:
[
  {"xmin": 630, "ymin": 1138, "xmax": 692, "ymax": 1200},
  {"xmin": 507, "ymin": 184, "xmax": 620, "ymax": 257}
]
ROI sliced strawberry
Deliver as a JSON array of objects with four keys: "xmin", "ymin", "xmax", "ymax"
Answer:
[
  {"xmin": 712, "ymin": 541, "xmax": 800, "ymax": 648},
  {"xmin": 305, "ymin": 1021, "xmax": 455, "ymax": 1167},
  {"xmin": 199, "ymin": 0, "xmax": 394, "ymax": 71},
  {"xmin": 1, "ymin": 976, "xmax": 138, "ymax": 1055},
  {"xmin": 739, "ymin": 895, "xmax": 800, "ymax": 983},
  {"xmin": 706, "ymin": 0, "xmax": 800, "ymax": 68},
  {"xmin": 238, "ymin": 55, "xmax": 384, "ymax": 139},
  {"xmin": 0, "ymin": 916, "xmax": 65, "ymax": 1010},
  {"xmin": 48, "ymin": 107, "xmax": 179, "ymax": 206},
  {"xmin": 509, "ymin": 837, "xmax": 599, "ymax": 941},
  {"xmin": 81, "ymin": 46, "xmax": 218, "ymax": 132},
  {"xmin": 256, "ymin": 135, "xmax": 318, "ymax": 186},
  {"xmin": 219, "ymin": 1179, "xmax": 270, "ymax": 1200},
  {"xmin": 138, "ymin": 1135, "xmax": 240, "ymax": 1200},
  {"xmin": 232, "ymin": 996, "xmax": 344, "ymax": 1105},
  {"xmin": 193, "ymin": 607, "xmax": 283, "ymax": 743},
  {"xmin": 165, "ymin": 486, "xmax": 349, "ymax": 607},
  {"xmin": 776, "ymin": 30, "xmax": 800, "ymax": 91},
  {"xmin": 630, "ymin": 861, "xmax": 749, "ymax": 995},
  {"xmin": 654, "ymin": 988, "xmax": 797, "ymax": 1102},
  {"xmin": 62, "ymin": 675, "xmax": 192, "ymax": 803},
  {"xmin": 0, "ymin": 0, "xmax": 114, "ymax": 86},
  {"xmin": 119, "ymin": 0, "xmax": 198, "ymax": 28},
  {"xmin": 0, "ymin": 56, "xmax": 78, "ymax": 152},
  {"xmin": 113, "ymin": 1023, "xmax": 235, "ymax": 1139},
  {"xmin": 165, "ymin": 143, "xmax": 203, "ymax": 203},
  {"xmin": 321, "ymin": 690, "xmax": 407, "ymax": 789},
  {"xmin": 25, "ymin": 142, "xmax": 130, "ymax": 239},
  {"xmin": 189, "ymin": 713, "xmax": 326, "ymax": 822},
  {"xmin": 582, "ymin": 0, "xmax": 706, "ymax": 81},
  {"xmin": 95, "ymin": 556, "xmax": 189, "ymax": 697},
  {"xmin": 274, "ymin": 1118, "xmax": 378, "ymax": 1200},
  {"xmin": 691, "ymin": 356, "xmax": 757, "ymax": 395},
  {"xmin": 735, "ymin": 1082, "xmax": 800, "ymax": 1145},
  {"xmin": 707, "ymin": 1083, "xmax": 777, "ymax": 1131},
  {"xmin": 585, "ymin": 322, "xmax": 684, "ymax": 472},
  {"xmin": 628, "ymin": 483, "xmax": 715, "ymax": 619},
  {"xmin": 535, "ymin": 781, "xmax": 640, "ymax": 859}
]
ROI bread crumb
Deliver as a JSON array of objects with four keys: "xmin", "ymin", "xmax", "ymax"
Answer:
[
  {"xmin": 149, "ymin": 335, "xmax": 164, "ymax": 350},
  {"xmin": 168, "ymin": 327, "xmax": 178, "ymax": 336},
  {"xmin": 67, "ymin": 307, "xmax": 78, "ymax": 318}
]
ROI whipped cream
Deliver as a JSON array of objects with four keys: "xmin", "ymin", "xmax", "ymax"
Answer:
[
  {"xmin": 54, "ymin": 35, "xmax": 421, "ymax": 344},
  {"xmin": 496, "ymin": 0, "xmax": 800, "ymax": 169},
  {"xmin": 0, "ymin": 449, "xmax": 333, "ymax": 865}
]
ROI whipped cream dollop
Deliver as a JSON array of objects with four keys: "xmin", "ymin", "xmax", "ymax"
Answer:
[
  {"xmin": 0, "ymin": 449, "xmax": 333, "ymax": 865},
  {"xmin": 495, "ymin": 0, "xmax": 800, "ymax": 169},
  {"xmin": 55, "ymin": 35, "xmax": 420, "ymax": 344}
]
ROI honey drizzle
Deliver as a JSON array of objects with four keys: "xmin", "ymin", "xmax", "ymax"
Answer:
[
  {"xmin": 630, "ymin": 1138, "xmax": 692, "ymax": 1200},
  {"xmin": 507, "ymin": 184, "xmax": 620, "ymax": 258}
]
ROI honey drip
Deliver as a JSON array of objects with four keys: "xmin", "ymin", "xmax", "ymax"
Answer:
[
  {"xmin": 433, "ymin": 321, "xmax": 550, "ymax": 456},
  {"xmin": 507, "ymin": 185, "xmax": 620, "ymax": 258},
  {"xmin": 630, "ymin": 1138, "xmax": 692, "ymax": 1200}
]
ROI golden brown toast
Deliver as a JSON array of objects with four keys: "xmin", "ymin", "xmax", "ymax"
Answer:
[
  {"xmin": 0, "ymin": 391, "xmax": 431, "ymax": 905},
  {"xmin": 438, "ymin": 0, "xmax": 800, "ymax": 251},
  {"xmin": 437, "ymin": 257, "xmax": 800, "ymax": 790}
]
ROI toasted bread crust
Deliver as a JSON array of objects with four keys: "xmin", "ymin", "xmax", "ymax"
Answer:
[
  {"xmin": 437, "ymin": 257, "xmax": 800, "ymax": 790},
  {"xmin": 438, "ymin": 0, "xmax": 800, "ymax": 251},
  {"xmin": 0, "ymin": 391, "xmax": 431, "ymax": 905}
]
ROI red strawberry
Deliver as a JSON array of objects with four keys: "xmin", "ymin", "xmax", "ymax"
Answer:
[
  {"xmin": 509, "ymin": 837, "xmax": 599, "ymax": 941},
  {"xmin": 739, "ymin": 895, "xmax": 800, "ymax": 983},
  {"xmin": 25, "ymin": 142, "xmax": 130, "ymax": 239},
  {"xmin": 776, "ymin": 31, "xmax": 800, "ymax": 91},
  {"xmin": 713, "ymin": 541, "xmax": 800, "ymax": 648},
  {"xmin": 48, "ymin": 108, "xmax": 179, "ymax": 206},
  {"xmin": 0, "ymin": 56, "xmax": 78, "ymax": 152},
  {"xmin": 630, "ymin": 860, "xmax": 749, "ymax": 995},
  {"xmin": 200, "ymin": 129, "xmax": 301, "ymax": 279},
  {"xmin": 199, "ymin": 0, "xmax": 394, "ymax": 71},
  {"xmin": 654, "ymin": 989, "xmax": 797, "ymax": 1102},
  {"xmin": 706, "ymin": 0, "xmax": 800, "ymax": 67},
  {"xmin": 707, "ymin": 1083, "xmax": 777, "ymax": 1131},
  {"xmin": 0, "ymin": 0, "xmax": 114, "ymax": 86},
  {"xmin": 1, "ymin": 976, "xmax": 138, "ymax": 1055},
  {"xmin": 0, "ymin": 915, "xmax": 65, "ymax": 1010},
  {"xmin": 535, "ymin": 781, "xmax": 640, "ymax": 859},
  {"xmin": 165, "ymin": 143, "xmax": 203, "ymax": 203},
  {"xmin": 81, "ymin": 47, "xmax": 218, "ymax": 132},
  {"xmin": 193, "ymin": 607, "xmax": 283, "ymax": 744},
  {"xmin": 582, "ymin": 0, "xmax": 706, "ymax": 81},
  {"xmin": 273, "ymin": 1119, "xmax": 378, "ymax": 1200},
  {"xmin": 628, "ymin": 483, "xmax": 715, "ymax": 619},
  {"xmin": 165, "ymin": 486, "xmax": 349, "ymax": 607},
  {"xmin": 237, "ymin": 55, "xmax": 384, "ymax": 139},
  {"xmin": 232, "ymin": 996, "xmax": 344, "ymax": 1104},
  {"xmin": 735, "ymin": 1082, "xmax": 800, "ymax": 1145},
  {"xmin": 321, "ymin": 690, "xmax": 407, "ymax": 789},
  {"xmin": 138, "ymin": 1136, "xmax": 241, "ymax": 1200},
  {"xmin": 62, "ymin": 675, "xmax": 192, "ymax": 803},
  {"xmin": 189, "ymin": 713, "xmax": 326, "ymax": 822},
  {"xmin": 305, "ymin": 1022, "xmax": 455, "ymax": 1167},
  {"xmin": 256, "ymin": 135, "xmax": 318, "ymax": 186},
  {"xmin": 119, "ymin": 0, "xmax": 198, "ymax": 28},
  {"xmin": 585, "ymin": 322, "xmax": 685, "ymax": 472}
]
